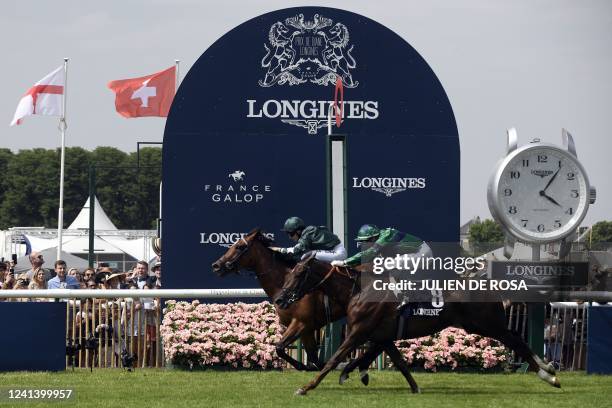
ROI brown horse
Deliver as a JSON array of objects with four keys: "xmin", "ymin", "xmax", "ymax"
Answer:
[
  {"xmin": 212, "ymin": 230, "xmax": 409, "ymax": 379},
  {"xmin": 211, "ymin": 229, "xmax": 347, "ymax": 371},
  {"xmin": 275, "ymin": 257, "xmax": 561, "ymax": 395}
]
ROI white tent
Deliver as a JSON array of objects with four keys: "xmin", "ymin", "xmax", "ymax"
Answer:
[
  {"xmin": 14, "ymin": 248, "xmax": 90, "ymax": 274},
  {"xmin": 68, "ymin": 196, "xmax": 117, "ymax": 230}
]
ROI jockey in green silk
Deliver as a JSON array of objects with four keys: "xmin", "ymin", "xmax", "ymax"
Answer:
[
  {"xmin": 331, "ymin": 224, "xmax": 432, "ymax": 310},
  {"xmin": 331, "ymin": 224, "xmax": 429, "ymax": 268},
  {"xmin": 270, "ymin": 217, "xmax": 347, "ymax": 262}
]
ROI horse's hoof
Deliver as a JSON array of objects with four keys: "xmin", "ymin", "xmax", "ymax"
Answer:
[
  {"xmin": 339, "ymin": 373, "xmax": 349, "ymax": 385},
  {"xmin": 360, "ymin": 371, "xmax": 369, "ymax": 386},
  {"xmin": 538, "ymin": 368, "xmax": 561, "ymax": 388},
  {"xmin": 295, "ymin": 388, "xmax": 307, "ymax": 396}
]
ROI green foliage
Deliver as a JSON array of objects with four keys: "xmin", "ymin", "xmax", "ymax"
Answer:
[
  {"xmin": 590, "ymin": 221, "xmax": 612, "ymax": 249},
  {"xmin": 0, "ymin": 371, "xmax": 609, "ymax": 408},
  {"xmin": 0, "ymin": 147, "xmax": 161, "ymax": 230},
  {"xmin": 468, "ymin": 219, "xmax": 504, "ymax": 255}
]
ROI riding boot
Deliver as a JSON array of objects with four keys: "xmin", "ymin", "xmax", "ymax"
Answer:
[{"xmin": 396, "ymin": 295, "xmax": 409, "ymax": 313}]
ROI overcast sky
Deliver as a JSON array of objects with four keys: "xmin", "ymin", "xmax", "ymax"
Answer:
[{"xmin": 2, "ymin": 0, "xmax": 611, "ymax": 225}]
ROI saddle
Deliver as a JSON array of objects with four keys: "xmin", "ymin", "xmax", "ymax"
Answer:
[{"xmin": 396, "ymin": 302, "xmax": 445, "ymax": 340}]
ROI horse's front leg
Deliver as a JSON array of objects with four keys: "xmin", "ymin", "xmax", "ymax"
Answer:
[
  {"xmin": 299, "ymin": 330, "xmax": 322, "ymax": 371},
  {"xmin": 339, "ymin": 341, "xmax": 382, "ymax": 386},
  {"xmin": 276, "ymin": 319, "xmax": 308, "ymax": 371},
  {"xmin": 296, "ymin": 327, "xmax": 368, "ymax": 395},
  {"xmin": 384, "ymin": 342, "xmax": 420, "ymax": 393}
]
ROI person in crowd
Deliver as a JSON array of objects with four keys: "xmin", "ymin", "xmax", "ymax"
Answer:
[
  {"xmin": 151, "ymin": 261, "xmax": 162, "ymax": 288},
  {"xmin": 0, "ymin": 262, "xmax": 7, "ymax": 288},
  {"xmin": 132, "ymin": 261, "xmax": 150, "ymax": 289},
  {"xmin": 9, "ymin": 274, "xmax": 31, "ymax": 302},
  {"xmin": 67, "ymin": 268, "xmax": 86, "ymax": 288},
  {"xmin": 28, "ymin": 269, "xmax": 48, "ymax": 302},
  {"xmin": 1, "ymin": 263, "xmax": 15, "ymax": 290},
  {"xmin": 96, "ymin": 267, "xmax": 112, "ymax": 287},
  {"xmin": 85, "ymin": 279, "xmax": 97, "ymax": 289},
  {"xmin": 24, "ymin": 251, "xmax": 53, "ymax": 281},
  {"xmin": 28, "ymin": 269, "xmax": 47, "ymax": 289},
  {"xmin": 270, "ymin": 216, "xmax": 347, "ymax": 262},
  {"xmin": 83, "ymin": 268, "xmax": 95, "ymax": 283},
  {"xmin": 47, "ymin": 260, "xmax": 80, "ymax": 289},
  {"xmin": 104, "ymin": 272, "xmax": 126, "ymax": 290}
]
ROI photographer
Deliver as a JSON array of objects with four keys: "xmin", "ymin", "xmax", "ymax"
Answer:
[
  {"xmin": 1, "ymin": 261, "xmax": 16, "ymax": 291},
  {"xmin": 11, "ymin": 274, "xmax": 31, "ymax": 302}
]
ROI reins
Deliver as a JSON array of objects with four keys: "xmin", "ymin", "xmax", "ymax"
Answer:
[{"xmin": 311, "ymin": 265, "xmax": 355, "ymax": 291}]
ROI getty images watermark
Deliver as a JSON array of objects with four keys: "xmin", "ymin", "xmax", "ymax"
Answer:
[{"xmin": 359, "ymin": 243, "xmax": 590, "ymax": 303}]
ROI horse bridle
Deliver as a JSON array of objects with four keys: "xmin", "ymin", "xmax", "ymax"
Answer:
[{"xmin": 223, "ymin": 237, "xmax": 251, "ymax": 270}]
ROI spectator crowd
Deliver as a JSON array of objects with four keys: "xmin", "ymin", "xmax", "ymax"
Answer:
[{"xmin": 0, "ymin": 251, "xmax": 162, "ymax": 301}]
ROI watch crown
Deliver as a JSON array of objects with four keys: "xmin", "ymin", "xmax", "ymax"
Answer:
[{"xmin": 589, "ymin": 186, "xmax": 597, "ymax": 204}]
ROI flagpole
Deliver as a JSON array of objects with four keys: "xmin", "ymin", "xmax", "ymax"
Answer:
[
  {"xmin": 175, "ymin": 59, "xmax": 180, "ymax": 90},
  {"xmin": 57, "ymin": 57, "xmax": 68, "ymax": 261}
]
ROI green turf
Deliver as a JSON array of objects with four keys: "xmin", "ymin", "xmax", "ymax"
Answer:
[{"xmin": 0, "ymin": 370, "xmax": 610, "ymax": 408}]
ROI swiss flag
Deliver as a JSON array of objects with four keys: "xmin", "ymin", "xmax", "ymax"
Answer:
[{"xmin": 107, "ymin": 66, "xmax": 175, "ymax": 118}]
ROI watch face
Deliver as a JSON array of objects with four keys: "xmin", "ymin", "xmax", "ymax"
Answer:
[{"xmin": 496, "ymin": 145, "xmax": 588, "ymax": 241}]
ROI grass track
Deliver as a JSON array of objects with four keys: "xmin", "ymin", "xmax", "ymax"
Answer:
[{"xmin": 0, "ymin": 370, "xmax": 610, "ymax": 407}]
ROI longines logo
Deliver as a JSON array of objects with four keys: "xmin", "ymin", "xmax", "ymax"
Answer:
[
  {"xmin": 246, "ymin": 99, "xmax": 379, "ymax": 135},
  {"xmin": 505, "ymin": 265, "xmax": 575, "ymax": 284},
  {"xmin": 259, "ymin": 13, "xmax": 358, "ymax": 88},
  {"xmin": 352, "ymin": 177, "xmax": 426, "ymax": 198},
  {"xmin": 531, "ymin": 169, "xmax": 554, "ymax": 178},
  {"xmin": 246, "ymin": 13, "xmax": 381, "ymax": 135},
  {"xmin": 200, "ymin": 232, "xmax": 275, "ymax": 248},
  {"xmin": 204, "ymin": 170, "xmax": 271, "ymax": 203}
]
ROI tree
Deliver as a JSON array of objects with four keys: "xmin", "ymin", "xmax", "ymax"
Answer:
[
  {"xmin": 590, "ymin": 221, "xmax": 612, "ymax": 250},
  {"xmin": 0, "ymin": 146, "xmax": 162, "ymax": 230},
  {"xmin": 468, "ymin": 219, "xmax": 504, "ymax": 255}
]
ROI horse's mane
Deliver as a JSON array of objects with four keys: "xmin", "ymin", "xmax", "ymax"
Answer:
[{"xmin": 248, "ymin": 228, "xmax": 297, "ymax": 268}]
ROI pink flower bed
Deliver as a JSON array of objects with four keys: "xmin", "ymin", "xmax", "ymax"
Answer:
[
  {"xmin": 161, "ymin": 301, "xmax": 509, "ymax": 371},
  {"xmin": 161, "ymin": 300, "xmax": 284, "ymax": 369},
  {"xmin": 395, "ymin": 327, "xmax": 510, "ymax": 371}
]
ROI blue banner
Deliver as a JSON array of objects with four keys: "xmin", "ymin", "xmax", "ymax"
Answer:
[{"xmin": 163, "ymin": 7, "xmax": 459, "ymax": 291}]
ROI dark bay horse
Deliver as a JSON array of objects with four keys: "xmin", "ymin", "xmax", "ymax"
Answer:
[
  {"xmin": 211, "ymin": 229, "xmax": 348, "ymax": 371},
  {"xmin": 276, "ymin": 257, "xmax": 561, "ymax": 395}
]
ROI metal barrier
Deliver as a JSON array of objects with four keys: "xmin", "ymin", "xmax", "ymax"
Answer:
[
  {"xmin": 65, "ymin": 298, "xmax": 163, "ymax": 369},
  {"xmin": 0, "ymin": 289, "xmax": 267, "ymax": 370},
  {"xmin": 0, "ymin": 290, "xmax": 604, "ymax": 371},
  {"xmin": 545, "ymin": 302, "xmax": 588, "ymax": 371}
]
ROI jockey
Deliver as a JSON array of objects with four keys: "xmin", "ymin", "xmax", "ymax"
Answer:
[
  {"xmin": 270, "ymin": 216, "xmax": 347, "ymax": 262},
  {"xmin": 331, "ymin": 224, "xmax": 432, "ymax": 310}
]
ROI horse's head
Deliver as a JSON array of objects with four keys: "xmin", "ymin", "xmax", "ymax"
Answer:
[
  {"xmin": 211, "ymin": 228, "xmax": 273, "ymax": 277},
  {"xmin": 275, "ymin": 253, "xmax": 321, "ymax": 309}
]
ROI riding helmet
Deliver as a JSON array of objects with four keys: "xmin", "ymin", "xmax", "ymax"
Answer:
[
  {"xmin": 281, "ymin": 217, "xmax": 305, "ymax": 233},
  {"xmin": 355, "ymin": 224, "xmax": 380, "ymax": 241}
]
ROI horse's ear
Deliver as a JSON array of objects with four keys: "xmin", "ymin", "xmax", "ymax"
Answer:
[{"xmin": 246, "ymin": 227, "xmax": 261, "ymax": 236}]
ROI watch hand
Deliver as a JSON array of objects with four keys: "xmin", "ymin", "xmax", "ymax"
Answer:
[
  {"xmin": 539, "ymin": 190, "xmax": 561, "ymax": 207},
  {"xmin": 543, "ymin": 166, "xmax": 561, "ymax": 192}
]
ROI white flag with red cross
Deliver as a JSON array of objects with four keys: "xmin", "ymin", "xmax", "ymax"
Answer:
[{"xmin": 10, "ymin": 65, "xmax": 65, "ymax": 126}]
